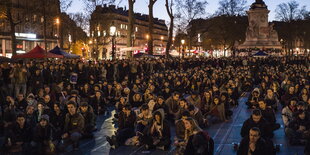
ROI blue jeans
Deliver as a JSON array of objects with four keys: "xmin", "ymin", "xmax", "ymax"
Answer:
[{"xmin": 14, "ymin": 83, "xmax": 27, "ymax": 98}]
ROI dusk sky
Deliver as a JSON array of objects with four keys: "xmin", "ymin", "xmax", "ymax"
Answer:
[{"xmin": 67, "ymin": 0, "xmax": 310, "ymax": 22}]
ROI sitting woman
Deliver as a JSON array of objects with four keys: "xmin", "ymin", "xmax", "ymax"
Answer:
[
  {"xmin": 131, "ymin": 93, "xmax": 144, "ymax": 108},
  {"xmin": 207, "ymin": 96, "xmax": 227, "ymax": 124},
  {"xmin": 142, "ymin": 109, "xmax": 171, "ymax": 150},
  {"xmin": 184, "ymin": 118, "xmax": 214, "ymax": 155},
  {"xmin": 175, "ymin": 117, "xmax": 203, "ymax": 154}
]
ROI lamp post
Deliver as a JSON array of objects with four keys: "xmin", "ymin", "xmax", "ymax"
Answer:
[
  {"xmin": 55, "ymin": 18, "xmax": 60, "ymax": 46},
  {"xmin": 110, "ymin": 23, "xmax": 117, "ymax": 60},
  {"xmin": 181, "ymin": 39, "xmax": 185, "ymax": 58}
]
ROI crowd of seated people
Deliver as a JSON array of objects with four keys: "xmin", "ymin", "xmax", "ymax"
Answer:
[{"xmin": 0, "ymin": 56, "xmax": 308, "ymax": 154}]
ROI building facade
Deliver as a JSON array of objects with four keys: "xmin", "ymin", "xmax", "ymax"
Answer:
[
  {"xmin": 0, "ymin": 0, "xmax": 63, "ymax": 57},
  {"xmin": 89, "ymin": 5, "xmax": 168, "ymax": 59}
]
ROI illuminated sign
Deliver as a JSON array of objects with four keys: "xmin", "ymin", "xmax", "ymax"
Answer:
[{"xmin": 15, "ymin": 33, "xmax": 37, "ymax": 39}]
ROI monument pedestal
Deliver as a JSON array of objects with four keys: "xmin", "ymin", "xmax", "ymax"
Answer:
[{"xmin": 238, "ymin": 0, "xmax": 281, "ymax": 49}]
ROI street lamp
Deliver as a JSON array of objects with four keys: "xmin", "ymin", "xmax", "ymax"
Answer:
[
  {"xmin": 110, "ymin": 23, "xmax": 117, "ymax": 60},
  {"xmin": 181, "ymin": 39, "xmax": 185, "ymax": 58},
  {"xmin": 55, "ymin": 18, "xmax": 60, "ymax": 45}
]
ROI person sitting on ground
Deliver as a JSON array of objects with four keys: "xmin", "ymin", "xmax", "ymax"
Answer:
[
  {"xmin": 237, "ymin": 127, "xmax": 275, "ymax": 155},
  {"xmin": 184, "ymin": 118, "xmax": 214, "ymax": 155},
  {"xmin": 264, "ymin": 89, "xmax": 279, "ymax": 111},
  {"xmin": 131, "ymin": 93, "xmax": 144, "ymax": 108},
  {"xmin": 176, "ymin": 99, "xmax": 190, "ymax": 119},
  {"xmin": 49, "ymin": 102, "xmax": 65, "ymax": 143},
  {"xmin": 166, "ymin": 92, "xmax": 180, "ymax": 120},
  {"xmin": 188, "ymin": 104, "xmax": 206, "ymax": 128},
  {"xmin": 90, "ymin": 90, "xmax": 106, "ymax": 115},
  {"xmin": 282, "ymin": 98, "xmax": 298, "ymax": 127},
  {"xmin": 285, "ymin": 110, "xmax": 310, "ymax": 145},
  {"xmin": 31, "ymin": 114, "xmax": 55, "ymax": 154},
  {"xmin": 3, "ymin": 96, "xmax": 17, "ymax": 129},
  {"xmin": 175, "ymin": 116, "xmax": 206, "ymax": 155},
  {"xmin": 142, "ymin": 109, "xmax": 171, "ymax": 150},
  {"xmin": 3, "ymin": 113, "xmax": 32, "ymax": 154},
  {"xmin": 153, "ymin": 96, "xmax": 169, "ymax": 116},
  {"xmin": 107, "ymin": 104, "xmax": 136, "ymax": 149},
  {"xmin": 25, "ymin": 105, "xmax": 37, "ymax": 130},
  {"xmin": 207, "ymin": 96, "xmax": 227, "ymax": 124},
  {"xmin": 258, "ymin": 99, "xmax": 280, "ymax": 132},
  {"xmin": 60, "ymin": 101, "xmax": 85, "ymax": 151},
  {"xmin": 79, "ymin": 102, "xmax": 96, "ymax": 139},
  {"xmin": 134, "ymin": 104, "xmax": 152, "ymax": 145},
  {"xmin": 241, "ymin": 109, "xmax": 272, "ymax": 139},
  {"xmin": 246, "ymin": 88, "xmax": 260, "ymax": 109},
  {"xmin": 186, "ymin": 91, "xmax": 201, "ymax": 109}
]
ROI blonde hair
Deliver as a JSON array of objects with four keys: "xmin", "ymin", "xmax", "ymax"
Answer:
[{"xmin": 184, "ymin": 117, "xmax": 202, "ymax": 141}]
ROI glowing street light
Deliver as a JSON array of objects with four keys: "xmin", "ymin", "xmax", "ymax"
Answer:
[
  {"xmin": 181, "ymin": 39, "xmax": 185, "ymax": 58},
  {"xmin": 110, "ymin": 23, "xmax": 117, "ymax": 60},
  {"xmin": 55, "ymin": 18, "xmax": 60, "ymax": 45}
]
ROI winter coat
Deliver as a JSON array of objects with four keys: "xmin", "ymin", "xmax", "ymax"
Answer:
[
  {"xmin": 64, "ymin": 113, "xmax": 85, "ymax": 134},
  {"xmin": 241, "ymin": 117, "xmax": 272, "ymax": 139},
  {"xmin": 237, "ymin": 137, "xmax": 274, "ymax": 155}
]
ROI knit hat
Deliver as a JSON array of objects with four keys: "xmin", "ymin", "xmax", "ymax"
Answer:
[{"xmin": 40, "ymin": 114, "xmax": 49, "ymax": 122}]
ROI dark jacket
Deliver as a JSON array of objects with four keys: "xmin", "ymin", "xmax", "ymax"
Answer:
[
  {"xmin": 175, "ymin": 119, "xmax": 185, "ymax": 140},
  {"xmin": 237, "ymin": 136, "xmax": 274, "ymax": 155},
  {"xmin": 241, "ymin": 117, "xmax": 272, "ymax": 139},
  {"xmin": 5, "ymin": 122, "xmax": 32, "ymax": 144},
  {"xmin": 64, "ymin": 113, "xmax": 85, "ymax": 134},
  {"xmin": 118, "ymin": 110, "xmax": 136, "ymax": 130},
  {"xmin": 288, "ymin": 117, "xmax": 310, "ymax": 131},
  {"xmin": 80, "ymin": 105, "xmax": 96, "ymax": 128},
  {"xmin": 32, "ymin": 124, "xmax": 53, "ymax": 143},
  {"xmin": 260, "ymin": 108, "xmax": 276, "ymax": 124},
  {"xmin": 184, "ymin": 131, "xmax": 214, "ymax": 155}
]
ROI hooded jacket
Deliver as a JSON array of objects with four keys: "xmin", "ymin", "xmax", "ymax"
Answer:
[{"xmin": 145, "ymin": 109, "xmax": 171, "ymax": 142}]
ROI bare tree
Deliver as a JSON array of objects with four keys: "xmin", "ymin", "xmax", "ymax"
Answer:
[
  {"xmin": 215, "ymin": 0, "xmax": 247, "ymax": 16},
  {"xmin": 1, "ymin": 0, "xmax": 21, "ymax": 56},
  {"xmin": 175, "ymin": 0, "xmax": 208, "ymax": 31},
  {"xmin": 165, "ymin": 0, "xmax": 174, "ymax": 58},
  {"xmin": 69, "ymin": 13, "xmax": 89, "ymax": 32},
  {"xmin": 148, "ymin": 0, "xmax": 157, "ymax": 55},
  {"xmin": 60, "ymin": 0, "xmax": 73, "ymax": 12},
  {"xmin": 127, "ymin": 0, "xmax": 135, "ymax": 58},
  {"xmin": 275, "ymin": 0, "xmax": 307, "ymax": 22},
  {"xmin": 175, "ymin": 0, "xmax": 208, "ymax": 50},
  {"xmin": 83, "ymin": 0, "xmax": 116, "ymax": 14}
]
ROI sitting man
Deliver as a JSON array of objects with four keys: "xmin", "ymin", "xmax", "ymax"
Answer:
[
  {"xmin": 238, "ymin": 127, "xmax": 274, "ymax": 155},
  {"xmin": 241, "ymin": 109, "xmax": 272, "ymax": 139},
  {"xmin": 107, "ymin": 104, "xmax": 136, "ymax": 149},
  {"xmin": 79, "ymin": 102, "xmax": 96, "ymax": 138},
  {"xmin": 258, "ymin": 99, "xmax": 280, "ymax": 132},
  {"xmin": 60, "ymin": 101, "xmax": 85, "ymax": 151},
  {"xmin": 31, "ymin": 114, "xmax": 55, "ymax": 154},
  {"xmin": 3, "ymin": 113, "xmax": 32, "ymax": 154},
  {"xmin": 285, "ymin": 110, "xmax": 310, "ymax": 145}
]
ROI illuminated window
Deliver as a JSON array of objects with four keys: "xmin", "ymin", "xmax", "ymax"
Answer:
[{"xmin": 135, "ymin": 27, "xmax": 138, "ymax": 32}]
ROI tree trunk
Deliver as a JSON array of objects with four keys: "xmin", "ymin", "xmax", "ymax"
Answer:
[
  {"xmin": 165, "ymin": 0, "xmax": 174, "ymax": 58},
  {"xmin": 6, "ymin": 3, "xmax": 17, "ymax": 56},
  {"xmin": 43, "ymin": 0, "xmax": 47, "ymax": 51},
  {"xmin": 127, "ymin": 0, "xmax": 135, "ymax": 58},
  {"xmin": 148, "ymin": 0, "xmax": 156, "ymax": 55}
]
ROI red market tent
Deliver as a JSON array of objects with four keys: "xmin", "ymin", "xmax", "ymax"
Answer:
[{"xmin": 12, "ymin": 45, "xmax": 64, "ymax": 59}]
